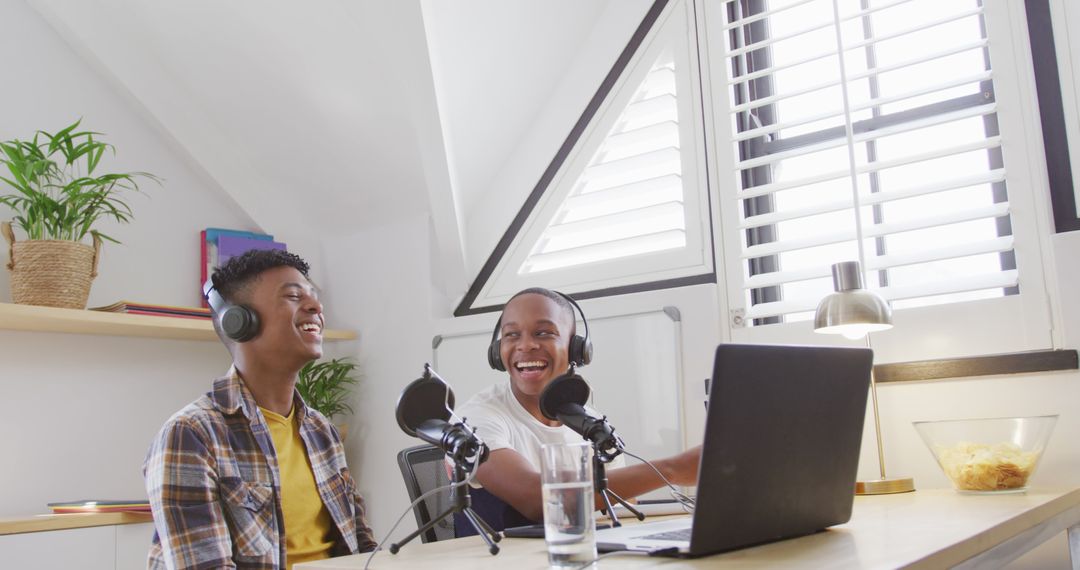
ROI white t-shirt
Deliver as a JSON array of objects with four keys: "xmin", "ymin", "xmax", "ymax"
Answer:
[{"xmin": 456, "ymin": 382, "xmax": 624, "ymax": 487}]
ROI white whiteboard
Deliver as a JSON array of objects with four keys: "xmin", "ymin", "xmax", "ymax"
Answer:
[{"xmin": 431, "ymin": 308, "xmax": 684, "ymax": 479}]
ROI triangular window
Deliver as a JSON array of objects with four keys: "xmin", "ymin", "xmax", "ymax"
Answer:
[{"xmin": 459, "ymin": 0, "xmax": 713, "ymax": 314}]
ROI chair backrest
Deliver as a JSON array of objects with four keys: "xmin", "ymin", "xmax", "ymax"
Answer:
[{"xmin": 396, "ymin": 444, "xmax": 454, "ymax": 543}]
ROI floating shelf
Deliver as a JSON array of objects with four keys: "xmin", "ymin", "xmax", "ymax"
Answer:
[
  {"xmin": 0, "ymin": 302, "xmax": 357, "ymax": 342},
  {"xmin": 0, "ymin": 512, "xmax": 154, "ymax": 535}
]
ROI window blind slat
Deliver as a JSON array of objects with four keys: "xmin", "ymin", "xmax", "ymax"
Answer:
[
  {"xmin": 867, "ymin": 235, "xmax": 1015, "ymax": 272},
  {"xmin": 851, "ymin": 70, "xmax": 992, "ymax": 114},
  {"xmin": 580, "ymin": 147, "xmax": 682, "ymax": 192},
  {"xmin": 734, "ymin": 102, "xmax": 997, "ymax": 172},
  {"xmin": 524, "ymin": 230, "xmax": 687, "ymax": 274},
  {"xmin": 728, "ymin": 48, "xmax": 837, "ymax": 87},
  {"xmin": 622, "ymin": 94, "xmax": 678, "ymax": 129},
  {"xmin": 721, "ymin": 0, "xmax": 819, "ymax": 32},
  {"xmin": 863, "ymin": 203, "xmax": 1010, "ymax": 240},
  {"xmin": 856, "ymin": 136, "xmax": 1001, "ymax": 176},
  {"xmin": 733, "ymin": 71, "xmax": 991, "ymax": 143},
  {"xmin": 736, "ymin": 168, "xmax": 850, "ymax": 201},
  {"xmin": 729, "ymin": 77, "xmax": 842, "ymax": 115},
  {"xmin": 739, "ymin": 237, "xmax": 1017, "ymax": 289},
  {"xmin": 842, "ymin": 7, "xmax": 984, "ymax": 53},
  {"xmin": 861, "ymin": 169, "xmax": 1006, "ymax": 207},
  {"xmin": 845, "ymin": 39, "xmax": 989, "ymax": 84},
  {"xmin": 726, "ymin": 19, "xmax": 835, "ymax": 59},
  {"xmin": 741, "ymin": 197, "xmax": 853, "ymax": 229},
  {"xmin": 878, "ymin": 270, "xmax": 1019, "ymax": 302},
  {"xmin": 744, "ymin": 264, "xmax": 834, "ymax": 290},
  {"xmin": 542, "ymin": 201, "xmax": 685, "ymax": 241},
  {"xmin": 742, "ymin": 229, "xmax": 856, "ymax": 259},
  {"xmin": 565, "ymin": 174, "xmax": 683, "ymax": 218},
  {"xmin": 743, "ymin": 269, "xmax": 1017, "ymax": 320},
  {"xmin": 597, "ymin": 121, "xmax": 680, "ymax": 163}
]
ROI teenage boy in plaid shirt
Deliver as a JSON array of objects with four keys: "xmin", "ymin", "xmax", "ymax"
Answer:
[{"xmin": 144, "ymin": 250, "xmax": 376, "ymax": 569}]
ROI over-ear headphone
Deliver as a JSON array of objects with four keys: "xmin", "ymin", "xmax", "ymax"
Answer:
[
  {"xmin": 487, "ymin": 290, "xmax": 593, "ymax": 372},
  {"xmin": 203, "ymin": 279, "xmax": 260, "ymax": 342}
]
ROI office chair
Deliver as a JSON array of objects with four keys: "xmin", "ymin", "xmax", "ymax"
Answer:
[{"xmin": 396, "ymin": 444, "xmax": 455, "ymax": 543}]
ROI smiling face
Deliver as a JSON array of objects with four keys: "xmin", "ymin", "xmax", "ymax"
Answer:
[
  {"xmin": 498, "ymin": 293, "xmax": 575, "ymax": 403},
  {"xmin": 236, "ymin": 265, "xmax": 325, "ymax": 368}
]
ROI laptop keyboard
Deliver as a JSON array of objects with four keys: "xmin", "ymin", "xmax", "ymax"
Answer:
[{"xmin": 639, "ymin": 527, "xmax": 692, "ymax": 542}]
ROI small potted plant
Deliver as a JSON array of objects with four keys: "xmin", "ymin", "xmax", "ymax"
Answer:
[
  {"xmin": 0, "ymin": 119, "xmax": 159, "ymax": 309},
  {"xmin": 297, "ymin": 357, "xmax": 360, "ymax": 438}
]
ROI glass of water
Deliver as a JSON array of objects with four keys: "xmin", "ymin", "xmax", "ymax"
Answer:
[{"xmin": 540, "ymin": 441, "xmax": 596, "ymax": 569}]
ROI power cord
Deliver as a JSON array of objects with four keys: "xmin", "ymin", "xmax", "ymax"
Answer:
[
  {"xmin": 362, "ymin": 457, "xmax": 481, "ymax": 570},
  {"xmin": 620, "ymin": 449, "xmax": 696, "ymax": 513}
]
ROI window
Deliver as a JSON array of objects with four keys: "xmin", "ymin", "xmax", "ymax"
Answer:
[
  {"xmin": 522, "ymin": 48, "xmax": 688, "ymax": 275},
  {"xmin": 709, "ymin": 0, "xmax": 1054, "ymax": 360},
  {"xmin": 458, "ymin": 0, "xmax": 713, "ymax": 313}
]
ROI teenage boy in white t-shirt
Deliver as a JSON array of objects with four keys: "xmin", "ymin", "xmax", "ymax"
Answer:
[{"xmin": 455, "ymin": 288, "xmax": 700, "ymax": 530}]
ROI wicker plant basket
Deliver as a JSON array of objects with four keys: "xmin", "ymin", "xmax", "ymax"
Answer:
[{"xmin": 2, "ymin": 222, "xmax": 101, "ymax": 309}]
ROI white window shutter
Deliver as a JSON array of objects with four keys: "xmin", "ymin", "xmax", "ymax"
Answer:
[
  {"xmin": 473, "ymin": 0, "xmax": 712, "ymax": 307},
  {"xmin": 707, "ymin": 0, "xmax": 1054, "ymax": 360}
]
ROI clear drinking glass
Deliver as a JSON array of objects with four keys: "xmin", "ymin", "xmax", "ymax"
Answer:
[{"xmin": 540, "ymin": 441, "xmax": 596, "ymax": 569}]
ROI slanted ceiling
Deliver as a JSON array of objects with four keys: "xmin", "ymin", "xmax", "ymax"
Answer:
[{"xmin": 28, "ymin": 0, "xmax": 638, "ymax": 296}]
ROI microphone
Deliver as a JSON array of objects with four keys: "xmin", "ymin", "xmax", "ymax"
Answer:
[
  {"xmin": 396, "ymin": 364, "xmax": 488, "ymax": 466},
  {"xmin": 539, "ymin": 372, "xmax": 623, "ymax": 462}
]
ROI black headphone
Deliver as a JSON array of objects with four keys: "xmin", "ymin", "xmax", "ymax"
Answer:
[
  {"xmin": 487, "ymin": 290, "xmax": 593, "ymax": 372},
  {"xmin": 203, "ymin": 279, "xmax": 260, "ymax": 342}
]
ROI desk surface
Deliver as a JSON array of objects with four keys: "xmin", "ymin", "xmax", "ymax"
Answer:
[{"xmin": 299, "ymin": 488, "xmax": 1080, "ymax": 569}]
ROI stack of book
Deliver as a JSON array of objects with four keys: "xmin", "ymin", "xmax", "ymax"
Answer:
[
  {"xmin": 90, "ymin": 301, "xmax": 211, "ymax": 320},
  {"xmin": 200, "ymin": 228, "xmax": 287, "ymax": 306},
  {"xmin": 48, "ymin": 499, "xmax": 151, "ymax": 514}
]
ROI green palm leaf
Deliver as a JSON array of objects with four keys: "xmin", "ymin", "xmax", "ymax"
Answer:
[{"xmin": 0, "ymin": 119, "xmax": 161, "ymax": 243}]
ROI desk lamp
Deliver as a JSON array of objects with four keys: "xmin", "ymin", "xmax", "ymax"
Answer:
[{"xmin": 814, "ymin": 260, "xmax": 915, "ymax": 495}]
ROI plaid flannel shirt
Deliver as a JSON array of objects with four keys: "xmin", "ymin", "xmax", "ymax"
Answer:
[{"xmin": 144, "ymin": 367, "xmax": 376, "ymax": 569}]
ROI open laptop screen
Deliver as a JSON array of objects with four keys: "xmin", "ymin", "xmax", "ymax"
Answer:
[{"xmin": 688, "ymin": 343, "xmax": 873, "ymax": 555}]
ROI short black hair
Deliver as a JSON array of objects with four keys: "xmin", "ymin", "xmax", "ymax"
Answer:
[
  {"xmin": 211, "ymin": 249, "xmax": 310, "ymax": 304},
  {"xmin": 506, "ymin": 287, "xmax": 576, "ymax": 333}
]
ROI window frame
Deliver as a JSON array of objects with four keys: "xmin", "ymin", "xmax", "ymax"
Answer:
[{"xmin": 1028, "ymin": 0, "xmax": 1080, "ymax": 233}]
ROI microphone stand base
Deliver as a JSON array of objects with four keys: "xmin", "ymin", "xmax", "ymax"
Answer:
[
  {"xmin": 855, "ymin": 476, "xmax": 915, "ymax": 495},
  {"xmin": 391, "ymin": 461, "xmax": 501, "ymax": 555}
]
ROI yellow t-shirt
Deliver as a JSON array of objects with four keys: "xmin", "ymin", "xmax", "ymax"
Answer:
[{"xmin": 260, "ymin": 405, "xmax": 335, "ymax": 569}]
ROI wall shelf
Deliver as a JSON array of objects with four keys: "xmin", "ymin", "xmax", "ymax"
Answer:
[
  {"xmin": 0, "ymin": 512, "xmax": 153, "ymax": 535},
  {"xmin": 0, "ymin": 302, "xmax": 357, "ymax": 342}
]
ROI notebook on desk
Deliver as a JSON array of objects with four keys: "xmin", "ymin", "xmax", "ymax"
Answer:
[{"xmin": 595, "ymin": 343, "xmax": 873, "ymax": 557}]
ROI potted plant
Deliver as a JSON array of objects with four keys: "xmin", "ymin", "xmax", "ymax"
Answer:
[
  {"xmin": 0, "ymin": 119, "xmax": 159, "ymax": 309},
  {"xmin": 296, "ymin": 357, "xmax": 360, "ymax": 438}
]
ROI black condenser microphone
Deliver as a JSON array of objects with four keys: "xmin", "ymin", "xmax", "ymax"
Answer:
[
  {"xmin": 539, "ymin": 372, "xmax": 623, "ymax": 462},
  {"xmin": 396, "ymin": 364, "xmax": 488, "ymax": 467}
]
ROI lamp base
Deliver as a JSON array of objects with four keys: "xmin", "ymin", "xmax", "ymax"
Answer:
[{"xmin": 855, "ymin": 477, "xmax": 915, "ymax": 495}]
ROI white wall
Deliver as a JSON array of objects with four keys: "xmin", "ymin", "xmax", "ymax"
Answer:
[
  {"xmin": 0, "ymin": 0, "xmax": 249, "ymax": 516},
  {"xmin": 319, "ymin": 213, "xmax": 441, "ymax": 545}
]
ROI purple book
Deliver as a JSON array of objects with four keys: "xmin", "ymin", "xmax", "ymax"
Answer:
[{"xmin": 216, "ymin": 235, "xmax": 286, "ymax": 267}]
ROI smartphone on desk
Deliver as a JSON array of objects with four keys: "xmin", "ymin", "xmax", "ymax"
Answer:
[{"xmin": 502, "ymin": 522, "xmax": 612, "ymax": 539}]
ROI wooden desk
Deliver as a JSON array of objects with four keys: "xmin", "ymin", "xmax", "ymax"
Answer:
[{"xmin": 299, "ymin": 488, "xmax": 1080, "ymax": 569}]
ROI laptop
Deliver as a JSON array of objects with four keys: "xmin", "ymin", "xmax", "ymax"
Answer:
[{"xmin": 595, "ymin": 343, "xmax": 873, "ymax": 557}]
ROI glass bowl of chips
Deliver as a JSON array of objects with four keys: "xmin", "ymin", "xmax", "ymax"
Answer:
[{"xmin": 913, "ymin": 415, "xmax": 1058, "ymax": 494}]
